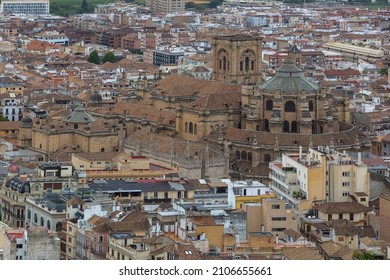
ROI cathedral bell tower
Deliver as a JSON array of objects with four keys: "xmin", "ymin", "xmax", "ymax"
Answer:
[{"xmin": 212, "ymin": 35, "xmax": 263, "ymax": 85}]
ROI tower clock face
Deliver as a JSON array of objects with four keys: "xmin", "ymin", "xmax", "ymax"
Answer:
[{"xmin": 122, "ymin": 165, "xmax": 129, "ymax": 171}]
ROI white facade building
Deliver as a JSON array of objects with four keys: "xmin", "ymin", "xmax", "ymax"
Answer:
[{"xmin": 1, "ymin": 0, "xmax": 50, "ymax": 15}]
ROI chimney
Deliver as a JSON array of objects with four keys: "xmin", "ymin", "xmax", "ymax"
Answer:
[
  {"xmin": 261, "ymin": 224, "xmax": 265, "ymax": 232},
  {"xmin": 275, "ymin": 234, "xmax": 279, "ymax": 244},
  {"xmin": 358, "ymin": 152, "xmax": 362, "ymax": 165}
]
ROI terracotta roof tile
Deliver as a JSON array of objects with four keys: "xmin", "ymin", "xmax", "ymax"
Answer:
[
  {"xmin": 184, "ymin": 92, "xmax": 241, "ymax": 111},
  {"xmin": 190, "ymin": 216, "xmax": 216, "ymax": 226},
  {"xmin": 282, "ymin": 247, "xmax": 323, "ymax": 260},
  {"xmin": 314, "ymin": 201, "xmax": 372, "ymax": 214},
  {"xmin": 154, "ymin": 75, "xmax": 241, "ymax": 97},
  {"xmin": 319, "ymin": 240, "xmax": 353, "ymax": 259}
]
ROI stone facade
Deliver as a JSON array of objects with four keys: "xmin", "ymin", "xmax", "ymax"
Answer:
[
  {"xmin": 25, "ymin": 104, "xmax": 121, "ymax": 154},
  {"xmin": 212, "ymin": 35, "xmax": 262, "ymax": 85}
]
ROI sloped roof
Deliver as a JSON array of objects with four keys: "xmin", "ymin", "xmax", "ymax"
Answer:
[
  {"xmin": 259, "ymin": 59, "xmax": 319, "ymax": 93},
  {"xmin": 314, "ymin": 201, "xmax": 372, "ymax": 214},
  {"xmin": 319, "ymin": 240, "xmax": 353, "ymax": 260},
  {"xmin": 65, "ymin": 104, "xmax": 95, "ymax": 124},
  {"xmin": 282, "ymin": 247, "xmax": 323, "ymax": 260}
]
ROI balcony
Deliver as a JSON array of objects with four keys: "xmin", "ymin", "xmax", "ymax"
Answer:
[
  {"xmin": 269, "ymin": 172, "xmax": 299, "ymax": 192},
  {"xmin": 269, "ymin": 181, "xmax": 300, "ymax": 206}
]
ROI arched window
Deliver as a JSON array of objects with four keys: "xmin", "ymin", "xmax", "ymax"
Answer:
[
  {"xmin": 266, "ymin": 99, "xmax": 273, "ymax": 111},
  {"xmin": 223, "ymin": 56, "xmax": 227, "ymax": 70},
  {"xmin": 291, "ymin": 121, "xmax": 298, "ymax": 133},
  {"xmin": 240, "ymin": 61, "xmax": 243, "ymax": 71},
  {"xmin": 185, "ymin": 122, "xmax": 188, "ymax": 133},
  {"xmin": 264, "ymin": 154, "xmax": 271, "ymax": 163},
  {"xmin": 74, "ymin": 124, "xmax": 78, "ymax": 129},
  {"xmin": 309, "ymin": 100, "xmax": 314, "ymax": 112},
  {"xmin": 194, "ymin": 124, "xmax": 197, "ymax": 135},
  {"xmin": 264, "ymin": 119, "xmax": 269, "ymax": 132},
  {"xmin": 241, "ymin": 151, "xmax": 247, "ymax": 160},
  {"xmin": 16, "ymin": 209, "xmax": 20, "ymax": 218},
  {"xmin": 189, "ymin": 122, "xmax": 193, "ymax": 134},
  {"xmin": 40, "ymin": 217, "xmax": 44, "ymax": 227},
  {"xmin": 245, "ymin": 57, "xmax": 250, "ymax": 71},
  {"xmin": 248, "ymin": 152, "xmax": 252, "ymax": 162},
  {"xmin": 34, "ymin": 213, "xmax": 37, "ymax": 223},
  {"xmin": 101, "ymin": 148, "xmax": 105, "ymax": 152},
  {"xmin": 320, "ymin": 126, "xmax": 324, "ymax": 134},
  {"xmin": 236, "ymin": 151, "xmax": 241, "ymax": 160},
  {"xmin": 285, "ymin": 101, "xmax": 296, "ymax": 112},
  {"xmin": 283, "ymin": 121, "xmax": 290, "ymax": 132},
  {"xmin": 47, "ymin": 220, "xmax": 51, "ymax": 230},
  {"xmin": 56, "ymin": 222, "xmax": 62, "ymax": 232}
]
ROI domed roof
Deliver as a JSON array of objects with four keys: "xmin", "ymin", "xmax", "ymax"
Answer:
[
  {"xmin": 259, "ymin": 59, "xmax": 319, "ymax": 94},
  {"xmin": 20, "ymin": 116, "xmax": 33, "ymax": 128},
  {"xmin": 5, "ymin": 177, "xmax": 30, "ymax": 194},
  {"xmin": 8, "ymin": 164, "xmax": 20, "ymax": 174},
  {"xmin": 89, "ymin": 93, "xmax": 103, "ymax": 104}
]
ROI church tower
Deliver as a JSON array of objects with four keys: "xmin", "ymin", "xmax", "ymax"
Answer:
[
  {"xmin": 288, "ymin": 45, "xmax": 302, "ymax": 68},
  {"xmin": 212, "ymin": 35, "xmax": 262, "ymax": 85}
]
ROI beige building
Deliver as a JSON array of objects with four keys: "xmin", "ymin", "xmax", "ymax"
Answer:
[
  {"xmin": 246, "ymin": 198, "xmax": 298, "ymax": 240},
  {"xmin": 379, "ymin": 193, "xmax": 390, "ymax": 243},
  {"xmin": 314, "ymin": 201, "xmax": 372, "ymax": 226},
  {"xmin": 146, "ymin": 0, "xmax": 184, "ymax": 14},
  {"xmin": 269, "ymin": 147, "xmax": 370, "ymax": 212},
  {"xmin": 269, "ymin": 148, "xmax": 327, "ymax": 212},
  {"xmin": 27, "ymin": 104, "xmax": 120, "ymax": 154}
]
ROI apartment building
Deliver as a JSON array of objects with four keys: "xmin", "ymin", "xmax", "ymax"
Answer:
[
  {"xmin": 146, "ymin": 0, "xmax": 184, "ymax": 14},
  {"xmin": 269, "ymin": 147, "xmax": 327, "ymax": 212},
  {"xmin": 0, "ymin": 93, "xmax": 23, "ymax": 121},
  {"xmin": 246, "ymin": 198, "xmax": 298, "ymax": 240},
  {"xmin": 269, "ymin": 147, "xmax": 370, "ymax": 213},
  {"xmin": 1, "ymin": 0, "xmax": 49, "ymax": 15}
]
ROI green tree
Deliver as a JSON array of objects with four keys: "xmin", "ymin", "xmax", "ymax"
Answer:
[
  {"xmin": 102, "ymin": 52, "xmax": 116, "ymax": 63},
  {"xmin": 0, "ymin": 114, "xmax": 9, "ymax": 121},
  {"xmin": 353, "ymin": 250, "xmax": 383, "ymax": 260},
  {"xmin": 80, "ymin": 0, "xmax": 88, "ymax": 13},
  {"xmin": 87, "ymin": 50, "xmax": 100, "ymax": 64},
  {"xmin": 379, "ymin": 67, "xmax": 388, "ymax": 76}
]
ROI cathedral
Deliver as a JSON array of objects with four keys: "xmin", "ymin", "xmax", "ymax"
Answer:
[
  {"xmin": 205, "ymin": 35, "xmax": 370, "ymax": 181},
  {"xmin": 18, "ymin": 35, "xmax": 370, "ymax": 180}
]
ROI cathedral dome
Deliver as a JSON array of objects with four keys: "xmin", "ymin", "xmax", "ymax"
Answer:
[
  {"xmin": 20, "ymin": 116, "xmax": 33, "ymax": 128},
  {"xmin": 259, "ymin": 59, "xmax": 319, "ymax": 94},
  {"xmin": 89, "ymin": 93, "xmax": 103, "ymax": 105},
  {"xmin": 65, "ymin": 104, "xmax": 95, "ymax": 124}
]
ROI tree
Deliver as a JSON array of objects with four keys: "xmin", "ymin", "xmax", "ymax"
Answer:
[
  {"xmin": 80, "ymin": 0, "xmax": 88, "ymax": 14},
  {"xmin": 379, "ymin": 67, "xmax": 388, "ymax": 76},
  {"xmin": 0, "ymin": 114, "xmax": 9, "ymax": 121},
  {"xmin": 87, "ymin": 50, "xmax": 100, "ymax": 64},
  {"xmin": 352, "ymin": 250, "xmax": 383, "ymax": 260},
  {"xmin": 102, "ymin": 52, "xmax": 116, "ymax": 64}
]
